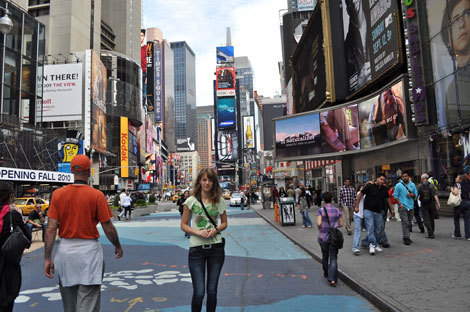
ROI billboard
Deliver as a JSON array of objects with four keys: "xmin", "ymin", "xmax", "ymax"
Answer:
[
  {"xmin": 275, "ymin": 113, "xmax": 321, "ymax": 158},
  {"xmin": 297, "ymin": 0, "xmax": 316, "ymax": 11},
  {"xmin": 425, "ymin": 0, "xmax": 470, "ymax": 129},
  {"xmin": 146, "ymin": 41, "xmax": 155, "ymax": 112},
  {"xmin": 341, "ymin": 0, "xmax": 402, "ymax": 95},
  {"xmin": 216, "ymin": 46, "xmax": 234, "ymax": 64},
  {"xmin": 217, "ymin": 130, "xmax": 239, "ymax": 161},
  {"xmin": 40, "ymin": 63, "xmax": 82, "ymax": 122},
  {"xmin": 154, "ymin": 42, "xmax": 163, "ymax": 120},
  {"xmin": 90, "ymin": 50, "xmax": 107, "ymax": 154},
  {"xmin": 217, "ymin": 97, "xmax": 236, "ymax": 129},
  {"xmin": 358, "ymin": 80, "xmax": 406, "ymax": 149},
  {"xmin": 58, "ymin": 139, "xmax": 84, "ymax": 173},
  {"xmin": 243, "ymin": 116, "xmax": 255, "ymax": 149},
  {"xmin": 176, "ymin": 138, "xmax": 195, "ymax": 152},
  {"xmin": 292, "ymin": 6, "xmax": 326, "ymax": 113},
  {"xmin": 216, "ymin": 67, "xmax": 235, "ymax": 96},
  {"xmin": 320, "ymin": 105, "xmax": 359, "ymax": 153},
  {"xmin": 120, "ymin": 117, "xmax": 129, "ymax": 178},
  {"xmin": 211, "ymin": 118, "xmax": 215, "ymax": 151}
]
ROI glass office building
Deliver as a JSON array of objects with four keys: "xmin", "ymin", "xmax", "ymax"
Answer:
[{"xmin": 171, "ymin": 41, "xmax": 197, "ymax": 150}]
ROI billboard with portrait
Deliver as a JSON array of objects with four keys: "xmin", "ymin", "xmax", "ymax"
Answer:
[
  {"xmin": 216, "ymin": 67, "xmax": 235, "ymax": 96},
  {"xmin": 176, "ymin": 138, "xmax": 195, "ymax": 152},
  {"xmin": 40, "ymin": 63, "xmax": 83, "ymax": 122},
  {"xmin": 358, "ymin": 80, "xmax": 406, "ymax": 149},
  {"xmin": 426, "ymin": 0, "xmax": 470, "ymax": 129},
  {"xmin": 275, "ymin": 113, "xmax": 321, "ymax": 158},
  {"xmin": 216, "ymin": 46, "xmax": 234, "ymax": 64},
  {"xmin": 243, "ymin": 116, "xmax": 255, "ymax": 149},
  {"xmin": 217, "ymin": 130, "xmax": 239, "ymax": 162},
  {"xmin": 217, "ymin": 97, "xmax": 236, "ymax": 129},
  {"xmin": 58, "ymin": 139, "xmax": 84, "ymax": 173},
  {"xmin": 320, "ymin": 105, "xmax": 359, "ymax": 153},
  {"xmin": 292, "ymin": 6, "xmax": 326, "ymax": 113},
  {"xmin": 90, "ymin": 50, "xmax": 107, "ymax": 154},
  {"xmin": 341, "ymin": 0, "xmax": 402, "ymax": 95}
]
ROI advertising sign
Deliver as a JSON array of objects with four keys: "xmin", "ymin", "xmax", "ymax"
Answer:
[
  {"xmin": 176, "ymin": 138, "xmax": 195, "ymax": 152},
  {"xmin": 216, "ymin": 46, "xmax": 234, "ymax": 64},
  {"xmin": 120, "ymin": 117, "xmax": 129, "ymax": 178},
  {"xmin": 211, "ymin": 118, "xmax": 215, "ymax": 151},
  {"xmin": 425, "ymin": 0, "xmax": 470, "ymax": 129},
  {"xmin": 58, "ymin": 139, "xmax": 84, "ymax": 173},
  {"xmin": 275, "ymin": 113, "xmax": 321, "ymax": 158},
  {"xmin": 39, "ymin": 63, "xmax": 83, "ymax": 122},
  {"xmin": 297, "ymin": 0, "xmax": 316, "ymax": 11},
  {"xmin": 217, "ymin": 130, "xmax": 239, "ymax": 161},
  {"xmin": 146, "ymin": 41, "xmax": 155, "ymax": 112},
  {"xmin": 341, "ymin": 0, "xmax": 401, "ymax": 94},
  {"xmin": 358, "ymin": 80, "xmax": 406, "ymax": 149},
  {"xmin": 216, "ymin": 67, "xmax": 236, "ymax": 96},
  {"xmin": 90, "ymin": 50, "xmax": 108, "ymax": 154},
  {"xmin": 154, "ymin": 42, "xmax": 163, "ymax": 121},
  {"xmin": 292, "ymin": 6, "xmax": 326, "ymax": 113},
  {"xmin": 217, "ymin": 97, "xmax": 236, "ymax": 129},
  {"xmin": 243, "ymin": 116, "xmax": 255, "ymax": 149},
  {"xmin": 320, "ymin": 105, "xmax": 359, "ymax": 153},
  {"xmin": 0, "ymin": 167, "xmax": 74, "ymax": 183},
  {"xmin": 146, "ymin": 115, "xmax": 155, "ymax": 153}
]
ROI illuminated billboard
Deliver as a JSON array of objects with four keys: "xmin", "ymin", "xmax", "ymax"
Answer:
[
  {"xmin": 217, "ymin": 97, "xmax": 236, "ymax": 129},
  {"xmin": 216, "ymin": 67, "xmax": 235, "ymax": 96},
  {"xmin": 275, "ymin": 113, "xmax": 321, "ymax": 158},
  {"xmin": 320, "ymin": 105, "xmax": 359, "ymax": 153},
  {"xmin": 243, "ymin": 116, "xmax": 255, "ymax": 149},
  {"xmin": 90, "ymin": 50, "xmax": 108, "ymax": 154},
  {"xmin": 217, "ymin": 130, "xmax": 239, "ymax": 162},
  {"xmin": 341, "ymin": 0, "xmax": 402, "ymax": 95},
  {"xmin": 216, "ymin": 46, "xmax": 234, "ymax": 64}
]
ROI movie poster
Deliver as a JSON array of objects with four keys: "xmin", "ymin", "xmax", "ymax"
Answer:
[{"xmin": 320, "ymin": 105, "xmax": 359, "ymax": 153}]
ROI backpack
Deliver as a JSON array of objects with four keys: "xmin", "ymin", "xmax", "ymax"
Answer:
[
  {"xmin": 429, "ymin": 177, "xmax": 438, "ymax": 191},
  {"xmin": 419, "ymin": 183, "xmax": 433, "ymax": 204}
]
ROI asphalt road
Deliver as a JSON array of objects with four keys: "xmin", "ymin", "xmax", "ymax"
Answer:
[{"xmin": 16, "ymin": 200, "xmax": 377, "ymax": 311}]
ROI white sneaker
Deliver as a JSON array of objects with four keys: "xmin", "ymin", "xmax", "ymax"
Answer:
[
  {"xmin": 386, "ymin": 218, "xmax": 390, "ymax": 222},
  {"xmin": 396, "ymin": 219, "xmax": 401, "ymax": 222},
  {"xmin": 369, "ymin": 245, "xmax": 375, "ymax": 255},
  {"xmin": 352, "ymin": 249, "xmax": 360, "ymax": 255},
  {"xmin": 375, "ymin": 246, "xmax": 383, "ymax": 252}
]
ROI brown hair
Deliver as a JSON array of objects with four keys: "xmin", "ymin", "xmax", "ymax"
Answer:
[
  {"xmin": 192, "ymin": 168, "xmax": 222, "ymax": 205},
  {"xmin": 0, "ymin": 181, "xmax": 14, "ymax": 206}
]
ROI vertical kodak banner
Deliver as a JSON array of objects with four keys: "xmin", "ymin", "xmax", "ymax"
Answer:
[{"xmin": 120, "ymin": 117, "xmax": 129, "ymax": 177}]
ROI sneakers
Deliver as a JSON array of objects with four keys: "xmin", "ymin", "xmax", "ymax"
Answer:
[
  {"xmin": 117, "ymin": 216, "xmax": 121, "ymax": 221},
  {"xmin": 301, "ymin": 225, "xmax": 306, "ymax": 228},
  {"xmin": 352, "ymin": 248, "xmax": 360, "ymax": 255},
  {"xmin": 347, "ymin": 230, "xmax": 352, "ymax": 236},
  {"xmin": 381, "ymin": 243, "xmax": 390, "ymax": 248},
  {"xmin": 386, "ymin": 218, "xmax": 390, "ymax": 222},
  {"xmin": 375, "ymin": 245, "xmax": 383, "ymax": 252},
  {"xmin": 369, "ymin": 245, "xmax": 375, "ymax": 255},
  {"xmin": 452, "ymin": 235, "xmax": 461, "ymax": 239},
  {"xmin": 307, "ymin": 225, "xmax": 312, "ymax": 228},
  {"xmin": 403, "ymin": 238, "xmax": 411, "ymax": 245}
]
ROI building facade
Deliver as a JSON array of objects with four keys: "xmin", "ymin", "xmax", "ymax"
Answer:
[
  {"xmin": 197, "ymin": 112, "xmax": 212, "ymax": 169},
  {"xmin": 234, "ymin": 56, "xmax": 254, "ymax": 116},
  {"xmin": 171, "ymin": 41, "xmax": 197, "ymax": 150}
]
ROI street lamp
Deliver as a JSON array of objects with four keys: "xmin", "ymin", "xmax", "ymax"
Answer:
[{"xmin": 0, "ymin": 7, "xmax": 13, "ymax": 34}]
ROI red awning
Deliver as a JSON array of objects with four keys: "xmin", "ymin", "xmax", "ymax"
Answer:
[{"xmin": 266, "ymin": 166, "xmax": 273, "ymax": 173}]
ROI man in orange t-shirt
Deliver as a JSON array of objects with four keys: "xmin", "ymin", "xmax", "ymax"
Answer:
[{"xmin": 44, "ymin": 154, "xmax": 123, "ymax": 312}]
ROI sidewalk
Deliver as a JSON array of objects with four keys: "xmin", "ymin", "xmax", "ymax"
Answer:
[{"xmin": 252, "ymin": 202, "xmax": 470, "ymax": 312}]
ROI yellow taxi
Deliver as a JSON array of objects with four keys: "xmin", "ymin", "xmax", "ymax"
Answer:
[
  {"xmin": 172, "ymin": 193, "xmax": 181, "ymax": 203},
  {"xmin": 14, "ymin": 197, "xmax": 49, "ymax": 216},
  {"xmin": 222, "ymin": 189, "xmax": 231, "ymax": 200}
]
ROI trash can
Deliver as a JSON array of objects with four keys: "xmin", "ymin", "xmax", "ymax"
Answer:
[
  {"xmin": 279, "ymin": 197, "xmax": 296, "ymax": 226},
  {"xmin": 261, "ymin": 184, "xmax": 273, "ymax": 209}
]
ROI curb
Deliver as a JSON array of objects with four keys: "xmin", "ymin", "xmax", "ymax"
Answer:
[{"xmin": 253, "ymin": 207, "xmax": 409, "ymax": 312}]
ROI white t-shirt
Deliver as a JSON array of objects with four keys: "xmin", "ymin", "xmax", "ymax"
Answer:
[
  {"xmin": 119, "ymin": 192, "xmax": 127, "ymax": 207},
  {"xmin": 354, "ymin": 191, "xmax": 364, "ymax": 218}
]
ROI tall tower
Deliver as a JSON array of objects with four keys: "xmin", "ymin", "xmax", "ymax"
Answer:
[{"xmin": 171, "ymin": 41, "xmax": 197, "ymax": 150}]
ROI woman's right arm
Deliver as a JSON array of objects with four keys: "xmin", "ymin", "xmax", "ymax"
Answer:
[
  {"xmin": 13, "ymin": 210, "xmax": 32, "ymax": 242},
  {"xmin": 180, "ymin": 205, "xmax": 206, "ymax": 238}
]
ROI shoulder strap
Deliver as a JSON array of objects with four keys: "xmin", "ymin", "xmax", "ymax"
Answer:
[
  {"xmin": 9, "ymin": 208, "xmax": 14, "ymax": 233},
  {"xmin": 401, "ymin": 181, "xmax": 411, "ymax": 193},
  {"xmin": 323, "ymin": 206, "xmax": 331, "ymax": 228},
  {"xmin": 198, "ymin": 197, "xmax": 218, "ymax": 229}
]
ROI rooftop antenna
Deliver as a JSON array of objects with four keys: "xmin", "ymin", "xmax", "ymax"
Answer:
[{"xmin": 226, "ymin": 27, "xmax": 232, "ymax": 46}]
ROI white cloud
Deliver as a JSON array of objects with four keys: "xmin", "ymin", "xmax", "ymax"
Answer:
[{"xmin": 143, "ymin": 0, "xmax": 286, "ymax": 107}]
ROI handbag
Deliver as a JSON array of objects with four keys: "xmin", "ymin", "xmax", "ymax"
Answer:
[
  {"xmin": 1, "ymin": 210, "xmax": 31, "ymax": 265},
  {"xmin": 198, "ymin": 197, "xmax": 225, "ymax": 247},
  {"xmin": 323, "ymin": 207, "xmax": 344, "ymax": 249},
  {"xmin": 447, "ymin": 189, "xmax": 462, "ymax": 207}
]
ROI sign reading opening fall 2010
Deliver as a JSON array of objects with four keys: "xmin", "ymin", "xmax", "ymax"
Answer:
[{"xmin": 0, "ymin": 167, "xmax": 74, "ymax": 183}]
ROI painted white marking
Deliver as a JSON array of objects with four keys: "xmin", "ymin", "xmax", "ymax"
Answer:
[
  {"xmin": 42, "ymin": 292, "xmax": 62, "ymax": 301},
  {"xmin": 14, "ymin": 295, "xmax": 30, "ymax": 303},
  {"xmin": 103, "ymin": 277, "xmax": 123, "ymax": 282},
  {"xmin": 136, "ymin": 280, "xmax": 153, "ymax": 285},
  {"xmin": 154, "ymin": 278, "xmax": 178, "ymax": 285},
  {"xmin": 180, "ymin": 278, "xmax": 192, "ymax": 283},
  {"xmin": 154, "ymin": 274, "xmax": 177, "ymax": 279},
  {"xmin": 118, "ymin": 285, "xmax": 138, "ymax": 290},
  {"xmin": 178, "ymin": 273, "xmax": 191, "ymax": 277},
  {"xmin": 155, "ymin": 271, "xmax": 180, "ymax": 276},
  {"xmin": 110, "ymin": 281, "xmax": 130, "ymax": 286},
  {"xmin": 20, "ymin": 286, "xmax": 59, "ymax": 295}
]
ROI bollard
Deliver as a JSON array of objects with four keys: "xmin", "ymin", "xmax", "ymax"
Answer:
[{"xmin": 274, "ymin": 203, "xmax": 280, "ymax": 223}]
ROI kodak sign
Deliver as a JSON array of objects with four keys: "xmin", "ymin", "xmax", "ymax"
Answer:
[{"xmin": 120, "ymin": 117, "xmax": 129, "ymax": 177}]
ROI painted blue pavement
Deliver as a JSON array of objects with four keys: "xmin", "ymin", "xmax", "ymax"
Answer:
[{"xmin": 15, "ymin": 206, "xmax": 376, "ymax": 311}]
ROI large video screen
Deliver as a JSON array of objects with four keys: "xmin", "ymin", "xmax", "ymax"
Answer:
[
  {"xmin": 217, "ymin": 97, "xmax": 236, "ymax": 129},
  {"xmin": 320, "ymin": 105, "xmax": 359, "ymax": 153},
  {"xmin": 217, "ymin": 130, "xmax": 239, "ymax": 162},
  {"xmin": 275, "ymin": 113, "xmax": 321, "ymax": 158},
  {"xmin": 341, "ymin": 0, "xmax": 401, "ymax": 94},
  {"xmin": 292, "ymin": 6, "xmax": 326, "ymax": 113},
  {"xmin": 358, "ymin": 80, "xmax": 406, "ymax": 148}
]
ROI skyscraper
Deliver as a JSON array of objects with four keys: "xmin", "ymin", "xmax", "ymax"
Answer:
[
  {"xmin": 197, "ymin": 106, "xmax": 214, "ymax": 169},
  {"xmin": 234, "ymin": 56, "xmax": 254, "ymax": 116},
  {"xmin": 171, "ymin": 41, "xmax": 197, "ymax": 150}
]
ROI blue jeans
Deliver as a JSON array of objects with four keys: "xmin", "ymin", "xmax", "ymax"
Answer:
[
  {"xmin": 461, "ymin": 199, "xmax": 470, "ymax": 239},
  {"xmin": 26, "ymin": 222, "xmax": 47, "ymax": 241},
  {"xmin": 188, "ymin": 246, "xmax": 225, "ymax": 312},
  {"xmin": 301, "ymin": 210, "xmax": 312, "ymax": 227},
  {"xmin": 378, "ymin": 210, "xmax": 389, "ymax": 245},
  {"xmin": 319, "ymin": 242, "xmax": 338, "ymax": 283},
  {"xmin": 363, "ymin": 209, "xmax": 382, "ymax": 247},
  {"xmin": 352, "ymin": 215, "xmax": 363, "ymax": 250}
]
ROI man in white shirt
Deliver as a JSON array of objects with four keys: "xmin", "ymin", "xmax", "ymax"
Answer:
[{"xmin": 118, "ymin": 189, "xmax": 126, "ymax": 221}]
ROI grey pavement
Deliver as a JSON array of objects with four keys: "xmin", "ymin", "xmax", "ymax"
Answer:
[{"xmin": 252, "ymin": 202, "xmax": 470, "ymax": 312}]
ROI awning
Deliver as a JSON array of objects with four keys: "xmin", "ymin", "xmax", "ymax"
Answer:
[{"xmin": 266, "ymin": 166, "xmax": 273, "ymax": 173}]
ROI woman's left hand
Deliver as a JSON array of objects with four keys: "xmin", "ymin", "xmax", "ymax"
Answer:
[{"xmin": 206, "ymin": 228, "xmax": 218, "ymax": 238}]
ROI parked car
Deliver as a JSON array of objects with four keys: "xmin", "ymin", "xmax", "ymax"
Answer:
[
  {"xmin": 14, "ymin": 197, "xmax": 49, "ymax": 216},
  {"xmin": 222, "ymin": 189, "xmax": 231, "ymax": 200},
  {"xmin": 172, "ymin": 193, "xmax": 181, "ymax": 203},
  {"xmin": 230, "ymin": 192, "xmax": 246, "ymax": 206}
]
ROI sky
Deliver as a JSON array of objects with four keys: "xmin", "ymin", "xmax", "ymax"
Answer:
[
  {"xmin": 275, "ymin": 113, "xmax": 320, "ymax": 142},
  {"xmin": 143, "ymin": 0, "xmax": 286, "ymax": 107}
]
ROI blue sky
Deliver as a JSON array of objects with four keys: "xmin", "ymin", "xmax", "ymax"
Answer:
[
  {"xmin": 143, "ymin": 0, "xmax": 286, "ymax": 107},
  {"xmin": 275, "ymin": 113, "xmax": 320, "ymax": 142}
]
